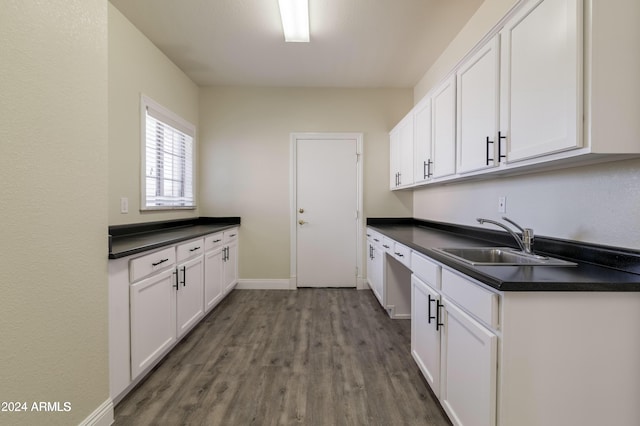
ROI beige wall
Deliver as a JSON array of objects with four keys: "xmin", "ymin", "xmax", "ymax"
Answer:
[
  {"xmin": 412, "ymin": 0, "xmax": 640, "ymax": 250},
  {"xmin": 199, "ymin": 87, "xmax": 413, "ymax": 279},
  {"xmin": 414, "ymin": 0, "xmax": 518, "ymax": 101},
  {"xmin": 0, "ymin": 1, "xmax": 109, "ymax": 425},
  {"xmin": 414, "ymin": 158, "xmax": 640, "ymax": 249},
  {"xmin": 108, "ymin": 3, "xmax": 200, "ymax": 225}
]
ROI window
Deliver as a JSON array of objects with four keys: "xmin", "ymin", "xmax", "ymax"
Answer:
[{"xmin": 141, "ymin": 95, "xmax": 196, "ymax": 210}]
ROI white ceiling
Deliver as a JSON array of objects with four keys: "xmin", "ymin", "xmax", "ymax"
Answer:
[{"xmin": 109, "ymin": 0, "xmax": 484, "ymax": 88}]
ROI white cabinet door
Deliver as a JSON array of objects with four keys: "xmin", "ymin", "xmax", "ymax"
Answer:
[
  {"xmin": 204, "ymin": 246, "xmax": 224, "ymax": 313},
  {"xmin": 457, "ymin": 36, "xmax": 501, "ymax": 173},
  {"xmin": 367, "ymin": 230, "xmax": 385, "ymax": 306},
  {"xmin": 389, "ymin": 129, "xmax": 400, "ymax": 189},
  {"xmin": 411, "ymin": 275, "xmax": 442, "ymax": 397},
  {"xmin": 399, "ymin": 115, "xmax": 414, "ymax": 187},
  {"xmin": 414, "ymin": 97, "xmax": 433, "ymax": 183},
  {"xmin": 371, "ymin": 241, "xmax": 384, "ymax": 304},
  {"xmin": 176, "ymin": 255, "xmax": 204, "ymax": 338},
  {"xmin": 223, "ymin": 241, "xmax": 238, "ymax": 294},
  {"xmin": 130, "ymin": 268, "xmax": 177, "ymax": 379},
  {"xmin": 432, "ymin": 76, "xmax": 457, "ymax": 178},
  {"xmin": 500, "ymin": 0, "xmax": 582, "ymax": 162},
  {"xmin": 390, "ymin": 115, "xmax": 414, "ymax": 189},
  {"xmin": 367, "ymin": 239, "xmax": 376, "ymax": 291},
  {"xmin": 440, "ymin": 299, "xmax": 497, "ymax": 426}
]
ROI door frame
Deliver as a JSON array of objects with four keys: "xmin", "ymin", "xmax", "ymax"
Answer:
[{"xmin": 289, "ymin": 132, "xmax": 364, "ymax": 290}]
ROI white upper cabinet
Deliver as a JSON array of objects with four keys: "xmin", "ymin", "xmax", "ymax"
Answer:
[
  {"xmin": 431, "ymin": 76, "xmax": 457, "ymax": 179},
  {"xmin": 389, "ymin": 129, "xmax": 400, "ymax": 189},
  {"xmin": 390, "ymin": 114, "xmax": 415, "ymax": 189},
  {"xmin": 389, "ymin": 0, "xmax": 639, "ymax": 188},
  {"xmin": 457, "ymin": 36, "xmax": 501, "ymax": 173},
  {"xmin": 413, "ymin": 97, "xmax": 433, "ymax": 184},
  {"xmin": 500, "ymin": 0, "xmax": 582, "ymax": 163},
  {"xmin": 399, "ymin": 116, "xmax": 415, "ymax": 187}
]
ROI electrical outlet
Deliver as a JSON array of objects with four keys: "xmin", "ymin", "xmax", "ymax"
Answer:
[
  {"xmin": 120, "ymin": 197, "xmax": 129, "ymax": 214},
  {"xmin": 498, "ymin": 196, "xmax": 506, "ymax": 213}
]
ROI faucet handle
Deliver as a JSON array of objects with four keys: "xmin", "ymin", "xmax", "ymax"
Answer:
[
  {"xmin": 522, "ymin": 228, "xmax": 534, "ymax": 253},
  {"xmin": 502, "ymin": 216, "xmax": 525, "ymax": 233}
]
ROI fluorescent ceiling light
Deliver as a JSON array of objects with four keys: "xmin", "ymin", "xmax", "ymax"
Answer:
[{"xmin": 278, "ymin": 0, "xmax": 310, "ymax": 42}]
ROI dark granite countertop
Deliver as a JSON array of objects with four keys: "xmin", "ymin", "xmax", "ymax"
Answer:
[
  {"xmin": 109, "ymin": 217, "xmax": 240, "ymax": 259},
  {"xmin": 368, "ymin": 219, "xmax": 640, "ymax": 292}
]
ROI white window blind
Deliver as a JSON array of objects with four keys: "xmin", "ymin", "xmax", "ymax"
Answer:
[{"xmin": 141, "ymin": 96, "xmax": 196, "ymax": 210}]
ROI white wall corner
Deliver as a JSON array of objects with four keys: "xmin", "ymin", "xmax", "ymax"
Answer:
[
  {"xmin": 357, "ymin": 277, "xmax": 369, "ymax": 290},
  {"xmin": 78, "ymin": 398, "xmax": 113, "ymax": 426}
]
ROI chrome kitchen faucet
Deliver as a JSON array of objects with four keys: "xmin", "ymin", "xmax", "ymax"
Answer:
[{"xmin": 476, "ymin": 216, "xmax": 535, "ymax": 255}]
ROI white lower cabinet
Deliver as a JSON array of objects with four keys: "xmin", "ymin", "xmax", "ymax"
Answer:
[
  {"xmin": 204, "ymin": 246, "xmax": 224, "ymax": 312},
  {"xmin": 222, "ymin": 229, "xmax": 239, "ymax": 294},
  {"xmin": 411, "ymin": 252, "xmax": 498, "ymax": 426},
  {"xmin": 367, "ymin": 231, "xmax": 385, "ymax": 305},
  {"xmin": 411, "ymin": 275, "xmax": 442, "ymax": 397},
  {"xmin": 176, "ymin": 252, "xmax": 205, "ymax": 338},
  {"xmin": 384, "ymin": 234, "xmax": 640, "ymax": 426},
  {"xmin": 440, "ymin": 299, "xmax": 497, "ymax": 426},
  {"xmin": 130, "ymin": 267, "xmax": 177, "ymax": 379},
  {"xmin": 366, "ymin": 236, "xmax": 376, "ymax": 296},
  {"xmin": 109, "ymin": 227, "xmax": 240, "ymax": 403},
  {"xmin": 367, "ymin": 228, "xmax": 411, "ymax": 318},
  {"xmin": 370, "ymin": 241, "xmax": 384, "ymax": 304},
  {"xmin": 130, "ymin": 237, "xmax": 205, "ymax": 379}
]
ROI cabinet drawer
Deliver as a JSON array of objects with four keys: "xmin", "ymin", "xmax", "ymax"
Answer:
[
  {"xmin": 223, "ymin": 228, "xmax": 238, "ymax": 243},
  {"xmin": 204, "ymin": 233, "xmax": 224, "ymax": 251},
  {"xmin": 382, "ymin": 237, "xmax": 394, "ymax": 254},
  {"xmin": 411, "ymin": 252, "xmax": 440, "ymax": 289},
  {"xmin": 367, "ymin": 229, "xmax": 382, "ymax": 244},
  {"xmin": 176, "ymin": 238, "xmax": 204, "ymax": 262},
  {"xmin": 441, "ymin": 268, "xmax": 499, "ymax": 329},
  {"xmin": 392, "ymin": 243, "xmax": 411, "ymax": 268},
  {"xmin": 129, "ymin": 247, "xmax": 176, "ymax": 283}
]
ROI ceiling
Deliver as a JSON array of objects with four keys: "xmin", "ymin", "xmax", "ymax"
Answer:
[{"xmin": 109, "ymin": 0, "xmax": 484, "ymax": 88}]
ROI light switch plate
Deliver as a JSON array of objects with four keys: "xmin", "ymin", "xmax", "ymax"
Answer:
[{"xmin": 120, "ymin": 197, "xmax": 129, "ymax": 214}]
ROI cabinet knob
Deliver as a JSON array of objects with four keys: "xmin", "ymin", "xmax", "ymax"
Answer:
[
  {"xmin": 299, "ymin": 208, "xmax": 305, "ymax": 213},
  {"xmin": 298, "ymin": 220, "xmax": 307, "ymax": 225}
]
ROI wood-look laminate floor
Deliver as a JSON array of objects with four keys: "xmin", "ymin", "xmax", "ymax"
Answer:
[{"xmin": 114, "ymin": 289, "xmax": 452, "ymax": 426}]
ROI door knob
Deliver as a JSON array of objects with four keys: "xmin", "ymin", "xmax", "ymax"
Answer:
[
  {"xmin": 298, "ymin": 220, "xmax": 307, "ymax": 225},
  {"xmin": 299, "ymin": 208, "xmax": 304, "ymax": 213}
]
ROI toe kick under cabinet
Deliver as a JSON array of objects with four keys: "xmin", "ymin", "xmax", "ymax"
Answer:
[
  {"xmin": 408, "ymin": 250, "xmax": 640, "ymax": 426},
  {"xmin": 109, "ymin": 227, "xmax": 239, "ymax": 404}
]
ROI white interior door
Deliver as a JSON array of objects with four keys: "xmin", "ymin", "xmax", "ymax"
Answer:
[{"xmin": 295, "ymin": 136, "xmax": 359, "ymax": 287}]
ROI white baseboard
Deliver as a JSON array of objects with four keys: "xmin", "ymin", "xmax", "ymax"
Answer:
[
  {"xmin": 236, "ymin": 278, "xmax": 368, "ymax": 290},
  {"xmin": 78, "ymin": 398, "xmax": 113, "ymax": 426},
  {"xmin": 236, "ymin": 279, "xmax": 292, "ymax": 290}
]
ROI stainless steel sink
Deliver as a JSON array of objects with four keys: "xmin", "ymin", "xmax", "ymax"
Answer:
[{"xmin": 432, "ymin": 247, "xmax": 577, "ymax": 266}]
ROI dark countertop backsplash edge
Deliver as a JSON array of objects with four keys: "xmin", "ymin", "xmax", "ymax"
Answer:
[
  {"xmin": 367, "ymin": 217, "xmax": 640, "ymax": 276},
  {"xmin": 109, "ymin": 217, "xmax": 241, "ymax": 238},
  {"xmin": 108, "ymin": 217, "xmax": 241, "ymax": 258}
]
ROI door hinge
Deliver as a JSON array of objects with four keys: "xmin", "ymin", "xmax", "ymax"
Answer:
[
  {"xmin": 356, "ymin": 153, "xmax": 361, "ymax": 163},
  {"xmin": 355, "ymin": 266, "xmax": 359, "ymax": 276},
  {"xmin": 354, "ymin": 210, "xmax": 359, "ymax": 219}
]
